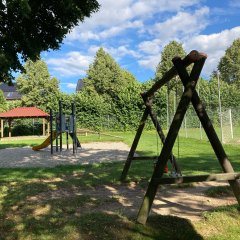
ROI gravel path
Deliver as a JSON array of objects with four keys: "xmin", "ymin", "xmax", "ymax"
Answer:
[{"xmin": 0, "ymin": 142, "xmax": 130, "ymax": 168}]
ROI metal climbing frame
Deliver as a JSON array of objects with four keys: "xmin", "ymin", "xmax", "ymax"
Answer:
[{"xmin": 122, "ymin": 50, "xmax": 240, "ymax": 224}]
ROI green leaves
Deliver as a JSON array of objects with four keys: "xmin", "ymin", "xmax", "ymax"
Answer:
[
  {"xmin": 78, "ymin": 48, "xmax": 143, "ymax": 131},
  {"xmin": 155, "ymin": 41, "xmax": 186, "ymax": 91},
  {"xmin": 218, "ymin": 38, "xmax": 240, "ymax": 85},
  {"xmin": 0, "ymin": 0, "xmax": 100, "ymax": 82},
  {"xmin": 16, "ymin": 59, "xmax": 60, "ymax": 112},
  {"xmin": 0, "ymin": 90, "xmax": 7, "ymax": 112}
]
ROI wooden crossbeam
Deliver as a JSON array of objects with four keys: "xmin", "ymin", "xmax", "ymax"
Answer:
[
  {"xmin": 131, "ymin": 156, "xmax": 158, "ymax": 160},
  {"xmin": 153, "ymin": 172, "xmax": 240, "ymax": 185}
]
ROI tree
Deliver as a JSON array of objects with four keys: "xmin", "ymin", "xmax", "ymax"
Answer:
[
  {"xmin": 84, "ymin": 48, "xmax": 124, "ymax": 97},
  {"xmin": 218, "ymin": 38, "xmax": 240, "ymax": 84},
  {"xmin": 0, "ymin": 90, "xmax": 7, "ymax": 112},
  {"xmin": 155, "ymin": 41, "xmax": 186, "ymax": 128},
  {"xmin": 16, "ymin": 59, "xmax": 60, "ymax": 111},
  {"xmin": 82, "ymin": 48, "xmax": 142, "ymax": 130},
  {"xmin": 75, "ymin": 90, "xmax": 110, "ymax": 131},
  {"xmin": 155, "ymin": 41, "xmax": 186, "ymax": 87},
  {"xmin": 0, "ymin": 0, "xmax": 99, "ymax": 83}
]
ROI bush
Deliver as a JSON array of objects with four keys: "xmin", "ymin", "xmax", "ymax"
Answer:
[{"xmin": 3, "ymin": 119, "xmax": 43, "ymax": 137}]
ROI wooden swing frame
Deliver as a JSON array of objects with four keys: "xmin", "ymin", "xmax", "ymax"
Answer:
[{"xmin": 120, "ymin": 50, "xmax": 240, "ymax": 224}]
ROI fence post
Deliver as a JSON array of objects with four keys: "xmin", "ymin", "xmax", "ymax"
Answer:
[{"xmin": 229, "ymin": 109, "xmax": 233, "ymax": 139}]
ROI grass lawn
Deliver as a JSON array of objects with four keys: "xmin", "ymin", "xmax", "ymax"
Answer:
[{"xmin": 0, "ymin": 131, "xmax": 240, "ymax": 239}]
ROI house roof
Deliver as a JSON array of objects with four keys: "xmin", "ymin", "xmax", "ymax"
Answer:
[
  {"xmin": 76, "ymin": 79, "xmax": 84, "ymax": 92},
  {"xmin": 0, "ymin": 83, "xmax": 22, "ymax": 100},
  {"xmin": 0, "ymin": 107, "xmax": 49, "ymax": 119}
]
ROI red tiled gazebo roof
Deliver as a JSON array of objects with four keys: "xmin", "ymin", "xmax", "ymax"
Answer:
[{"xmin": 0, "ymin": 107, "xmax": 49, "ymax": 118}]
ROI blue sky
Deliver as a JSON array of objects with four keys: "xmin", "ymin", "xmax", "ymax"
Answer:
[{"xmin": 40, "ymin": 0, "xmax": 240, "ymax": 93}]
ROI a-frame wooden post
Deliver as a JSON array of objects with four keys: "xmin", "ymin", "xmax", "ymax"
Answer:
[
  {"xmin": 136, "ymin": 51, "xmax": 240, "ymax": 225},
  {"xmin": 120, "ymin": 51, "xmax": 204, "ymax": 182}
]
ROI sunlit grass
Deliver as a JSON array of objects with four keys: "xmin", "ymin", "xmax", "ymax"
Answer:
[{"xmin": 0, "ymin": 131, "xmax": 240, "ymax": 239}]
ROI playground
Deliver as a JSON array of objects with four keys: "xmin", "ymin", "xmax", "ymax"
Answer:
[{"xmin": 0, "ymin": 51, "xmax": 239, "ymax": 240}]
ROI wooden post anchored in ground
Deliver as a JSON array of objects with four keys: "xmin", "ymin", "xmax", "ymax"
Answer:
[
  {"xmin": 0, "ymin": 119, "xmax": 3, "ymax": 138},
  {"xmin": 42, "ymin": 118, "xmax": 46, "ymax": 136},
  {"xmin": 136, "ymin": 50, "xmax": 240, "ymax": 225},
  {"xmin": 137, "ymin": 53, "xmax": 206, "ymax": 224}
]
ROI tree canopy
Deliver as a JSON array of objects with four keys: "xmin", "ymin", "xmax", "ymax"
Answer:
[
  {"xmin": 0, "ymin": 0, "xmax": 100, "ymax": 83},
  {"xmin": 218, "ymin": 38, "xmax": 240, "ymax": 85},
  {"xmin": 0, "ymin": 89, "xmax": 7, "ymax": 112},
  {"xmin": 78, "ymin": 48, "xmax": 143, "ymax": 130},
  {"xmin": 16, "ymin": 59, "xmax": 60, "ymax": 111},
  {"xmin": 155, "ymin": 41, "xmax": 186, "ymax": 89}
]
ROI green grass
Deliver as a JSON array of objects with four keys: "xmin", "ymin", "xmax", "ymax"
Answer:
[
  {"xmin": 204, "ymin": 186, "xmax": 234, "ymax": 198},
  {"xmin": 196, "ymin": 205, "xmax": 240, "ymax": 240},
  {"xmin": 0, "ymin": 131, "xmax": 240, "ymax": 239}
]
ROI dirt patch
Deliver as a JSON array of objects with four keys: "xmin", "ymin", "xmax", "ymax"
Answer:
[{"xmin": 27, "ymin": 181, "xmax": 237, "ymax": 222}]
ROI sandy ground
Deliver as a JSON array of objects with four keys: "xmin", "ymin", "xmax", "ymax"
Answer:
[
  {"xmin": 0, "ymin": 142, "xmax": 130, "ymax": 168},
  {"xmin": 0, "ymin": 142, "xmax": 238, "ymax": 222}
]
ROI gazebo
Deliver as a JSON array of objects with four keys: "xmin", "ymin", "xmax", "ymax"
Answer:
[{"xmin": 0, "ymin": 107, "xmax": 49, "ymax": 138}]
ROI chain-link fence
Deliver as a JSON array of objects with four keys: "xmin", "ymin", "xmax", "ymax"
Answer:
[
  {"xmin": 84, "ymin": 105, "xmax": 240, "ymax": 145},
  {"xmin": 173, "ymin": 107, "xmax": 240, "ymax": 144}
]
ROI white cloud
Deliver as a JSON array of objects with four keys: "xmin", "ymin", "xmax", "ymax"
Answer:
[
  {"xmin": 66, "ymin": 83, "xmax": 77, "ymax": 89},
  {"xmin": 137, "ymin": 26, "xmax": 240, "ymax": 77},
  {"xmin": 150, "ymin": 7, "xmax": 209, "ymax": 42},
  {"xmin": 66, "ymin": 0, "xmax": 201, "ymax": 42},
  {"xmin": 46, "ymin": 0, "xmax": 240, "ymax": 86},
  {"xmin": 138, "ymin": 54, "xmax": 160, "ymax": 71},
  {"xmin": 106, "ymin": 45, "xmax": 141, "ymax": 59},
  {"xmin": 67, "ymin": 20, "xmax": 143, "ymax": 42},
  {"xmin": 184, "ymin": 26, "xmax": 240, "ymax": 75},
  {"xmin": 138, "ymin": 39, "xmax": 162, "ymax": 55},
  {"xmin": 46, "ymin": 52, "xmax": 93, "ymax": 77},
  {"xmin": 230, "ymin": 0, "xmax": 240, "ymax": 8}
]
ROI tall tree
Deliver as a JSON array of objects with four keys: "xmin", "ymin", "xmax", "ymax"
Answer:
[
  {"xmin": 16, "ymin": 59, "xmax": 60, "ymax": 111},
  {"xmin": 155, "ymin": 41, "xmax": 186, "ymax": 80},
  {"xmin": 84, "ymin": 48, "xmax": 123, "ymax": 97},
  {"xmin": 155, "ymin": 41, "xmax": 186, "ymax": 127},
  {"xmin": 218, "ymin": 38, "xmax": 240, "ymax": 85},
  {"xmin": 0, "ymin": 0, "xmax": 99, "ymax": 83},
  {"xmin": 0, "ymin": 90, "xmax": 7, "ymax": 112},
  {"xmin": 82, "ymin": 48, "xmax": 142, "ymax": 130}
]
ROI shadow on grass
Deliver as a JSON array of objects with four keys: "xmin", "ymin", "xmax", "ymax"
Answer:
[
  {"xmin": 0, "ymin": 187, "xmax": 203, "ymax": 240},
  {"xmin": 0, "ymin": 160, "xmax": 205, "ymax": 239}
]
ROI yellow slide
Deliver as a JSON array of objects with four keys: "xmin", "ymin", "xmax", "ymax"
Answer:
[{"xmin": 32, "ymin": 131, "xmax": 58, "ymax": 151}]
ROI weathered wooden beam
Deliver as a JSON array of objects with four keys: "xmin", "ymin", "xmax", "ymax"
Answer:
[
  {"xmin": 153, "ymin": 173, "xmax": 240, "ymax": 185},
  {"xmin": 178, "ymin": 57, "xmax": 240, "ymax": 206},
  {"xmin": 144, "ymin": 50, "xmax": 205, "ymax": 98},
  {"xmin": 131, "ymin": 156, "xmax": 158, "ymax": 160},
  {"xmin": 120, "ymin": 107, "xmax": 149, "ymax": 181}
]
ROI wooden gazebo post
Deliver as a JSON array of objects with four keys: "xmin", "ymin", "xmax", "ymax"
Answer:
[
  {"xmin": 8, "ymin": 119, "xmax": 12, "ymax": 137},
  {"xmin": 42, "ymin": 118, "xmax": 46, "ymax": 136},
  {"xmin": 0, "ymin": 119, "xmax": 4, "ymax": 138},
  {"xmin": 47, "ymin": 119, "xmax": 50, "ymax": 136}
]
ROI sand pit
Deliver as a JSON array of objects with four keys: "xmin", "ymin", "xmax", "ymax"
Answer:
[{"xmin": 0, "ymin": 142, "xmax": 130, "ymax": 168}]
